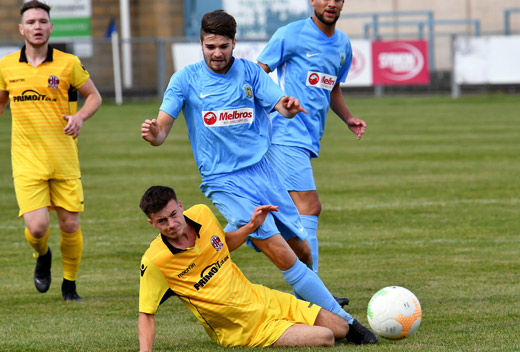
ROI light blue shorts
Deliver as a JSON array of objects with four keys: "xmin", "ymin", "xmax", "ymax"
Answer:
[
  {"xmin": 200, "ymin": 157, "xmax": 307, "ymax": 251},
  {"xmin": 265, "ymin": 144, "xmax": 316, "ymax": 192}
]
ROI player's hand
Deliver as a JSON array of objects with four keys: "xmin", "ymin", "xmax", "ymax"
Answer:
[
  {"xmin": 250, "ymin": 205, "xmax": 279, "ymax": 228},
  {"xmin": 62, "ymin": 114, "xmax": 83, "ymax": 139},
  {"xmin": 346, "ymin": 117, "xmax": 366, "ymax": 140},
  {"xmin": 280, "ymin": 96, "xmax": 308, "ymax": 116},
  {"xmin": 141, "ymin": 119, "xmax": 159, "ymax": 143}
]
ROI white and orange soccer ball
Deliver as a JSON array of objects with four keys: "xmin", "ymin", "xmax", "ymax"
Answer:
[{"xmin": 367, "ymin": 286, "xmax": 422, "ymax": 340}]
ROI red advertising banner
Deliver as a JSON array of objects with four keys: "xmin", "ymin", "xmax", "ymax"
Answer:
[{"xmin": 372, "ymin": 40, "xmax": 430, "ymax": 85}]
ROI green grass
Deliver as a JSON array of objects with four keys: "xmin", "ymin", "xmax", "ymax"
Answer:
[{"xmin": 0, "ymin": 94, "xmax": 519, "ymax": 351}]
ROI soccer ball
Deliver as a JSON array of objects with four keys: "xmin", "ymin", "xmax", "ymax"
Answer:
[{"xmin": 367, "ymin": 286, "xmax": 422, "ymax": 340}]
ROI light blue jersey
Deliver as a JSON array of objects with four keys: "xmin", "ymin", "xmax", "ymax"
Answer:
[
  {"xmin": 160, "ymin": 58, "xmax": 284, "ymax": 178},
  {"xmin": 160, "ymin": 47, "xmax": 357, "ymax": 326},
  {"xmin": 257, "ymin": 17, "xmax": 352, "ymax": 157}
]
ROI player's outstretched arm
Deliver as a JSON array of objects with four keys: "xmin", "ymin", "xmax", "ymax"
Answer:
[
  {"xmin": 141, "ymin": 110, "xmax": 175, "ymax": 146},
  {"xmin": 62, "ymin": 79, "xmax": 102, "ymax": 139},
  {"xmin": 225, "ymin": 205, "xmax": 279, "ymax": 252},
  {"xmin": 138, "ymin": 312, "xmax": 156, "ymax": 352},
  {"xmin": 330, "ymin": 84, "xmax": 366, "ymax": 140},
  {"xmin": 275, "ymin": 96, "xmax": 308, "ymax": 119}
]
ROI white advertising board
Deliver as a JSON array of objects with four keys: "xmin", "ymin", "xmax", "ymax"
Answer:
[
  {"xmin": 343, "ymin": 40, "xmax": 372, "ymax": 87},
  {"xmin": 172, "ymin": 43, "xmax": 203, "ymax": 71},
  {"xmin": 454, "ymin": 36, "xmax": 520, "ymax": 84}
]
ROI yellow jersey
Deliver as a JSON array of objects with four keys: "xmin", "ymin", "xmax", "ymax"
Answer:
[
  {"xmin": 0, "ymin": 46, "xmax": 90, "ymax": 178},
  {"xmin": 139, "ymin": 204, "xmax": 314, "ymax": 347}
]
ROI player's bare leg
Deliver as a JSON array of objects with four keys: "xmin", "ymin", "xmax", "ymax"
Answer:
[
  {"xmin": 56, "ymin": 207, "xmax": 80, "ymax": 233},
  {"xmin": 287, "ymin": 236, "xmax": 312, "ymax": 266},
  {"xmin": 252, "ymin": 234, "xmax": 298, "ymax": 271},
  {"xmin": 316, "ymin": 306, "xmax": 378, "ymax": 346},
  {"xmin": 314, "ymin": 307, "xmax": 349, "ymax": 338},
  {"xmin": 24, "ymin": 207, "xmax": 51, "ymax": 239},
  {"xmin": 289, "ymin": 190, "xmax": 321, "ymax": 216},
  {"xmin": 272, "ymin": 324, "xmax": 335, "ymax": 347},
  {"xmin": 316, "ymin": 302, "xmax": 378, "ymax": 345}
]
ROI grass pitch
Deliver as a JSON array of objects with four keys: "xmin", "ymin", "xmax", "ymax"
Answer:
[{"xmin": 0, "ymin": 94, "xmax": 519, "ymax": 351}]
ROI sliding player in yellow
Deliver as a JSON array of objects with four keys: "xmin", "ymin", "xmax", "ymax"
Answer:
[
  {"xmin": 138, "ymin": 185, "xmax": 370, "ymax": 349},
  {"xmin": 0, "ymin": 1, "xmax": 102, "ymax": 300}
]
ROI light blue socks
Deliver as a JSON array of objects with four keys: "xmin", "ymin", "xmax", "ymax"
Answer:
[
  {"xmin": 301, "ymin": 215, "xmax": 319, "ymax": 273},
  {"xmin": 282, "ymin": 259, "xmax": 354, "ymax": 324}
]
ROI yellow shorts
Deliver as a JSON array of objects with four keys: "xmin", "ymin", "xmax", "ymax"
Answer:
[
  {"xmin": 14, "ymin": 175, "xmax": 84, "ymax": 217},
  {"xmin": 245, "ymin": 285, "xmax": 322, "ymax": 347}
]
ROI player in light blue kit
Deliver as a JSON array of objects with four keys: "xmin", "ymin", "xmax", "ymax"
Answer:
[
  {"xmin": 258, "ymin": 0, "xmax": 366, "ymax": 278},
  {"xmin": 141, "ymin": 9, "xmax": 376, "ymax": 345}
]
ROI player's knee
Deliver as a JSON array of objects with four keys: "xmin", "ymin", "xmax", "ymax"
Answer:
[
  {"xmin": 319, "ymin": 328, "xmax": 335, "ymax": 346},
  {"xmin": 328, "ymin": 314, "xmax": 349, "ymax": 339},
  {"xmin": 324, "ymin": 318, "xmax": 348, "ymax": 340},
  {"xmin": 333, "ymin": 318, "xmax": 349, "ymax": 339},
  {"xmin": 26, "ymin": 222, "xmax": 49, "ymax": 238},
  {"xmin": 315, "ymin": 309, "xmax": 349, "ymax": 340},
  {"xmin": 57, "ymin": 213, "xmax": 80, "ymax": 233},
  {"xmin": 301, "ymin": 193, "xmax": 322, "ymax": 216},
  {"xmin": 60, "ymin": 221, "xmax": 80, "ymax": 234},
  {"xmin": 311, "ymin": 200, "xmax": 322, "ymax": 217}
]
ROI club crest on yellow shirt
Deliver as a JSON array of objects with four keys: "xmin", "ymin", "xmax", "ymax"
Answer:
[
  {"xmin": 48, "ymin": 75, "xmax": 59, "ymax": 89},
  {"xmin": 211, "ymin": 235, "xmax": 224, "ymax": 251}
]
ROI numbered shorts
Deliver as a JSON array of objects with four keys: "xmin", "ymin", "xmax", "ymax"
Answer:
[
  {"xmin": 14, "ymin": 175, "xmax": 84, "ymax": 217},
  {"xmin": 265, "ymin": 144, "xmax": 316, "ymax": 191}
]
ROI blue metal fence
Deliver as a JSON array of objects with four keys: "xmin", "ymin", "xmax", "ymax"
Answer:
[
  {"xmin": 342, "ymin": 11, "xmax": 435, "ymax": 71},
  {"xmin": 504, "ymin": 8, "xmax": 520, "ymax": 35}
]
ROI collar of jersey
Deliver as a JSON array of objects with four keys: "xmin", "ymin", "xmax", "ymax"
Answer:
[
  {"xmin": 203, "ymin": 57, "xmax": 236, "ymax": 77},
  {"xmin": 307, "ymin": 16, "xmax": 338, "ymax": 41},
  {"xmin": 19, "ymin": 45, "xmax": 54, "ymax": 63},
  {"xmin": 160, "ymin": 215, "xmax": 202, "ymax": 254}
]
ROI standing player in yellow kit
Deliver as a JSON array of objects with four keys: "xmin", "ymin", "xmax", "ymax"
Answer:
[{"xmin": 0, "ymin": 1, "xmax": 102, "ymax": 301}]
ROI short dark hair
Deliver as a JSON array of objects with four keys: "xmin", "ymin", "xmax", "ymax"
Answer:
[
  {"xmin": 20, "ymin": 0, "xmax": 51, "ymax": 17},
  {"xmin": 200, "ymin": 9, "xmax": 236, "ymax": 41},
  {"xmin": 139, "ymin": 186, "xmax": 178, "ymax": 218}
]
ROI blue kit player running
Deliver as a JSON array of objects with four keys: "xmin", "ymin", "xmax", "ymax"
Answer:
[
  {"xmin": 258, "ymin": 0, "xmax": 366, "ymax": 276},
  {"xmin": 141, "ymin": 9, "xmax": 376, "ymax": 345}
]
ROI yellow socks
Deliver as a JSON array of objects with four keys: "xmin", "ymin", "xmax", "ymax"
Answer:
[
  {"xmin": 26, "ymin": 226, "xmax": 84, "ymax": 282},
  {"xmin": 60, "ymin": 227, "xmax": 84, "ymax": 281},
  {"xmin": 25, "ymin": 227, "xmax": 49, "ymax": 257}
]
